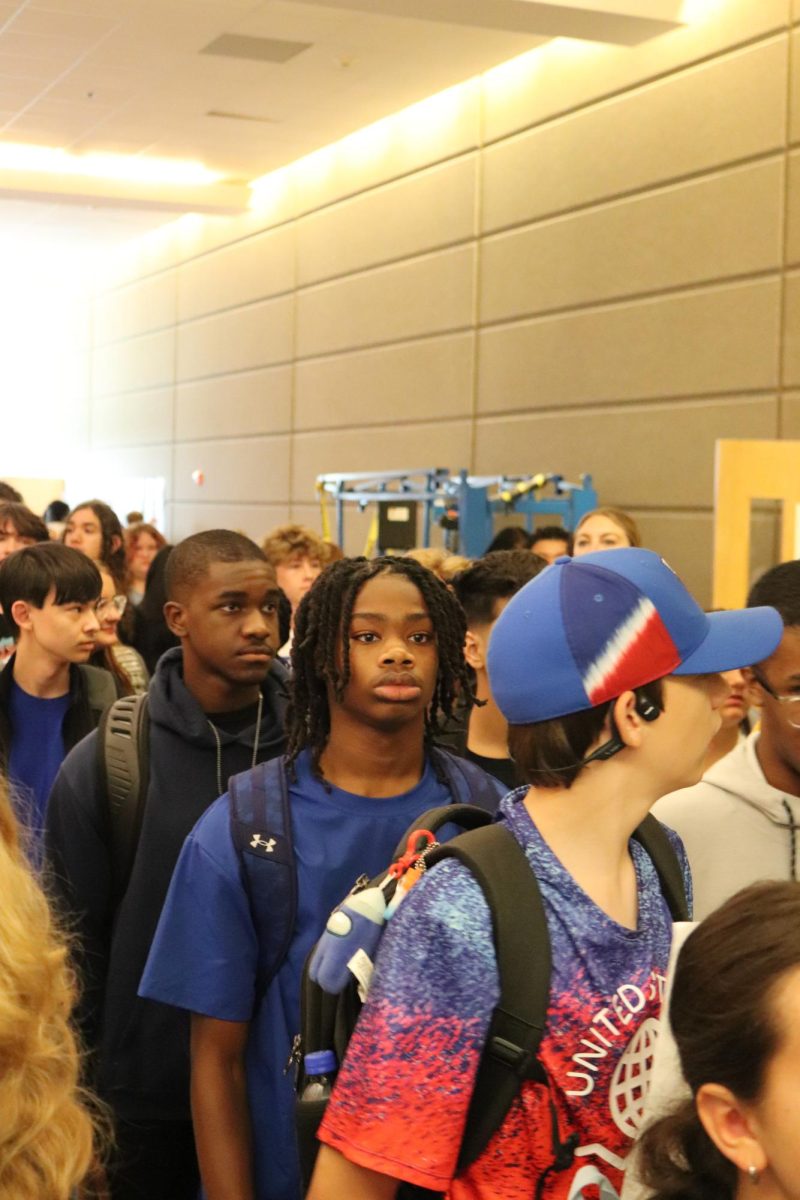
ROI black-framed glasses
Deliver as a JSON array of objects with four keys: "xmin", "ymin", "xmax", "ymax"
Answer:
[
  {"xmin": 750, "ymin": 669, "xmax": 800, "ymax": 728},
  {"xmin": 96, "ymin": 594, "xmax": 127, "ymax": 618}
]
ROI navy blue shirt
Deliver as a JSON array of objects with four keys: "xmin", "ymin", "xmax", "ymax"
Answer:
[{"xmin": 8, "ymin": 679, "xmax": 70, "ymax": 861}]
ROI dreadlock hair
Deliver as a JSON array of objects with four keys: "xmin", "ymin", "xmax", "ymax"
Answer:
[{"xmin": 286, "ymin": 555, "xmax": 475, "ymax": 779}]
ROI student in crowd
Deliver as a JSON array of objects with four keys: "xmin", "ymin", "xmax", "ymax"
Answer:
[
  {"xmin": 0, "ymin": 502, "xmax": 49, "ymax": 562},
  {"xmin": 655, "ymin": 561, "xmax": 800, "ymax": 920},
  {"xmin": 701, "ymin": 667, "xmax": 750, "ymax": 773},
  {"xmin": 637, "ymin": 880, "xmax": 800, "ymax": 1200},
  {"xmin": 443, "ymin": 549, "xmax": 547, "ymax": 788},
  {"xmin": 0, "ymin": 503, "xmax": 51, "ymax": 667},
  {"xmin": 140, "ymin": 555, "xmax": 505, "ymax": 1200},
  {"xmin": 572, "ymin": 506, "xmax": 641, "ymax": 555},
  {"xmin": 43, "ymin": 499, "xmax": 70, "ymax": 540},
  {"xmin": 88, "ymin": 566, "xmax": 149, "ymax": 695},
  {"xmin": 0, "ymin": 771, "xmax": 100, "ymax": 1200},
  {"xmin": 125, "ymin": 522, "xmax": 167, "ymax": 608},
  {"xmin": 0, "ymin": 544, "xmax": 114, "ymax": 859},
  {"xmin": 485, "ymin": 525, "xmax": 532, "ymax": 553},
  {"xmin": 530, "ymin": 524, "xmax": 571, "ymax": 564},
  {"xmin": 406, "ymin": 547, "xmax": 472, "ymax": 583},
  {"xmin": 261, "ymin": 524, "xmax": 325, "ymax": 646},
  {"xmin": 130, "ymin": 544, "xmax": 179, "ymax": 675},
  {"xmin": 44, "ymin": 530, "xmax": 289, "ymax": 1200},
  {"xmin": 308, "ymin": 548, "xmax": 781, "ymax": 1200},
  {"xmin": 0, "ymin": 481, "xmax": 22, "ymax": 503},
  {"xmin": 63, "ymin": 499, "xmax": 128, "ymax": 591}
]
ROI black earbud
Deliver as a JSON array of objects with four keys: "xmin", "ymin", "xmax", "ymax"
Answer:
[{"xmin": 634, "ymin": 691, "xmax": 661, "ymax": 723}]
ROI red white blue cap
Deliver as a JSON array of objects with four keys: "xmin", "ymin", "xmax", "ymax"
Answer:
[{"xmin": 487, "ymin": 548, "xmax": 782, "ymax": 724}]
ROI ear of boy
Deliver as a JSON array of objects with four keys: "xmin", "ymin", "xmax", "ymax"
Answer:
[
  {"xmin": 9, "ymin": 599, "xmax": 32, "ymax": 633},
  {"xmin": 696, "ymin": 1083, "xmax": 767, "ymax": 1177},
  {"xmin": 463, "ymin": 628, "xmax": 487, "ymax": 673},
  {"xmin": 610, "ymin": 691, "xmax": 651, "ymax": 751}
]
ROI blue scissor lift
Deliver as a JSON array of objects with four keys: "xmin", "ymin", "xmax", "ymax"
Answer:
[{"xmin": 316, "ymin": 469, "xmax": 597, "ymax": 557}]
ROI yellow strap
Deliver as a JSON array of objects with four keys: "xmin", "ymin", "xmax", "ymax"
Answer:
[
  {"xmin": 363, "ymin": 510, "xmax": 379, "ymax": 557},
  {"xmin": 317, "ymin": 481, "xmax": 331, "ymax": 542}
]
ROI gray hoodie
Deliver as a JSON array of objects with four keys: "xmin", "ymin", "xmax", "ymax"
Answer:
[{"xmin": 652, "ymin": 730, "xmax": 800, "ymax": 920}]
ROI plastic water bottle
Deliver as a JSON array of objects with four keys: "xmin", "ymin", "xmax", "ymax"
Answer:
[{"xmin": 301, "ymin": 1050, "xmax": 338, "ymax": 1101}]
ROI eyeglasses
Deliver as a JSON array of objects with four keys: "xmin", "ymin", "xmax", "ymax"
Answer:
[
  {"xmin": 96, "ymin": 594, "xmax": 127, "ymax": 618},
  {"xmin": 750, "ymin": 669, "xmax": 800, "ymax": 728}
]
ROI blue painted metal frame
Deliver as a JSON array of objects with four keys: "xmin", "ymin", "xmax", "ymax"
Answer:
[{"xmin": 316, "ymin": 469, "xmax": 597, "ymax": 557}]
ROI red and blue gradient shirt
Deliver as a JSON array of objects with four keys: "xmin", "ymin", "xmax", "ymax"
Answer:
[{"xmin": 319, "ymin": 791, "xmax": 691, "ymax": 1200}]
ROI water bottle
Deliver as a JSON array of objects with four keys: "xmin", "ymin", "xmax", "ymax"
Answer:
[{"xmin": 300, "ymin": 1049, "xmax": 338, "ymax": 1101}]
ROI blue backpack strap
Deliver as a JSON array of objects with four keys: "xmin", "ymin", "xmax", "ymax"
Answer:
[
  {"xmin": 229, "ymin": 756, "xmax": 297, "ymax": 1009},
  {"xmin": 431, "ymin": 746, "xmax": 504, "ymax": 814}
]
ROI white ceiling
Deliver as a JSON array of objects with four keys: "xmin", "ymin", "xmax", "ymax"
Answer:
[{"xmin": 0, "ymin": 0, "xmax": 688, "ymax": 253}]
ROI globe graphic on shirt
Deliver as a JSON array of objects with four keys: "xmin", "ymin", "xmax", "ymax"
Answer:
[{"xmin": 609, "ymin": 1016, "xmax": 660, "ymax": 1137}]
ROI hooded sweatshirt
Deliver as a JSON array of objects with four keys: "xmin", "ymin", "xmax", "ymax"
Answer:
[
  {"xmin": 44, "ymin": 646, "xmax": 289, "ymax": 1121},
  {"xmin": 652, "ymin": 730, "xmax": 800, "ymax": 921}
]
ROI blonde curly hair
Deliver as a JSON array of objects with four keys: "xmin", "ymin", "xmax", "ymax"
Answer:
[{"xmin": 0, "ymin": 779, "xmax": 97, "ymax": 1199}]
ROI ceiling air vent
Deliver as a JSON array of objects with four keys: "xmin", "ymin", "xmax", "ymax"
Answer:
[
  {"xmin": 206, "ymin": 110, "xmax": 280, "ymax": 124},
  {"xmin": 201, "ymin": 34, "xmax": 311, "ymax": 64}
]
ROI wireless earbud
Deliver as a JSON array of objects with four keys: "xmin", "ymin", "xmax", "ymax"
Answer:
[{"xmin": 634, "ymin": 691, "xmax": 661, "ymax": 723}]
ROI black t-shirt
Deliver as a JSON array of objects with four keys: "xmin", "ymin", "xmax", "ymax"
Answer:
[{"xmin": 465, "ymin": 747, "xmax": 519, "ymax": 792}]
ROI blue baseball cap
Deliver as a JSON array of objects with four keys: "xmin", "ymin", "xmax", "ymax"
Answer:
[{"xmin": 487, "ymin": 548, "xmax": 783, "ymax": 725}]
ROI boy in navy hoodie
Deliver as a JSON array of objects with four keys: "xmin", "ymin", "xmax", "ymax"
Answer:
[{"xmin": 45, "ymin": 530, "xmax": 289, "ymax": 1200}]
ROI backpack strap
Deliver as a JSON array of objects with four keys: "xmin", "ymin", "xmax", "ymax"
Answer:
[
  {"xmin": 430, "ymin": 746, "xmax": 504, "ymax": 815},
  {"xmin": 632, "ymin": 813, "xmax": 689, "ymax": 921},
  {"xmin": 229, "ymin": 756, "xmax": 297, "ymax": 1010},
  {"xmin": 424, "ymin": 823, "xmax": 551, "ymax": 1172},
  {"xmin": 97, "ymin": 693, "xmax": 150, "ymax": 907},
  {"xmin": 80, "ymin": 662, "xmax": 118, "ymax": 716}
]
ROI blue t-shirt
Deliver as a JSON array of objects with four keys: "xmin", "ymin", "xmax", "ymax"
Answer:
[
  {"xmin": 140, "ymin": 750, "xmax": 501, "ymax": 1200},
  {"xmin": 321, "ymin": 791, "xmax": 692, "ymax": 1200},
  {"xmin": 8, "ymin": 679, "xmax": 70, "ymax": 861}
]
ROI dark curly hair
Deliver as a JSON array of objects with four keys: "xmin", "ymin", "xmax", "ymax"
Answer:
[{"xmin": 286, "ymin": 556, "xmax": 475, "ymax": 779}]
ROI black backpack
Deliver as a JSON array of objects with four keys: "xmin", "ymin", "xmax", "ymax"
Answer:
[{"xmin": 294, "ymin": 808, "xmax": 689, "ymax": 1198}]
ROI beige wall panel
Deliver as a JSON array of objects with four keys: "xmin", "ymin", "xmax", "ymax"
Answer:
[
  {"xmin": 175, "ymin": 367, "xmax": 292, "ymax": 442},
  {"xmin": 631, "ymin": 512, "xmax": 714, "ymax": 607},
  {"xmin": 294, "ymin": 333, "xmax": 473, "ymax": 430},
  {"xmin": 481, "ymin": 160, "xmax": 783, "ymax": 323},
  {"xmin": 785, "ymin": 272, "xmax": 800, "ymax": 386},
  {"xmin": 167, "ymin": 501, "xmax": 290, "ymax": 544},
  {"xmin": 791, "ymin": 29, "xmax": 800, "ymax": 143},
  {"xmin": 92, "ymin": 328, "xmax": 174, "ymax": 396},
  {"xmin": 478, "ymin": 279, "xmax": 781, "ymax": 414},
  {"xmin": 297, "ymin": 156, "xmax": 477, "ymax": 287},
  {"xmin": 482, "ymin": 38, "xmax": 787, "ymax": 233},
  {"xmin": 482, "ymin": 0, "xmax": 789, "ymax": 144},
  {"xmin": 90, "ymin": 444, "xmax": 173, "ymax": 490},
  {"xmin": 173, "ymin": 436, "xmax": 290, "ymax": 504},
  {"xmin": 173, "ymin": 180, "xmax": 298, "ymax": 264},
  {"xmin": 788, "ymin": 152, "xmax": 800, "ymax": 267},
  {"xmin": 296, "ymin": 245, "xmax": 475, "ymax": 359},
  {"xmin": 101, "ymin": 220, "xmax": 186, "ymax": 290},
  {"xmin": 778, "ymin": 392, "xmax": 800, "ymax": 436},
  {"xmin": 176, "ymin": 295, "xmax": 294, "ymax": 381},
  {"xmin": 94, "ymin": 272, "xmax": 176, "ymax": 344},
  {"xmin": 291, "ymin": 420, "xmax": 472, "ymax": 504},
  {"xmin": 91, "ymin": 387, "xmax": 173, "ymax": 448},
  {"xmin": 292, "ymin": 79, "xmax": 481, "ymax": 217},
  {"xmin": 474, "ymin": 396, "xmax": 777, "ymax": 511},
  {"xmin": 177, "ymin": 225, "xmax": 295, "ymax": 322}
]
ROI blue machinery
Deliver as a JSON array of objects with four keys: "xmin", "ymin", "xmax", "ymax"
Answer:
[{"xmin": 316, "ymin": 469, "xmax": 598, "ymax": 558}]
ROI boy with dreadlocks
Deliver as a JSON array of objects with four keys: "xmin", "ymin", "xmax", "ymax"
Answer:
[{"xmin": 140, "ymin": 556, "xmax": 504, "ymax": 1200}]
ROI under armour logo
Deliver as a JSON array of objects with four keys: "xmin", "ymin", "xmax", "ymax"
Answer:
[{"xmin": 250, "ymin": 833, "xmax": 276, "ymax": 853}]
